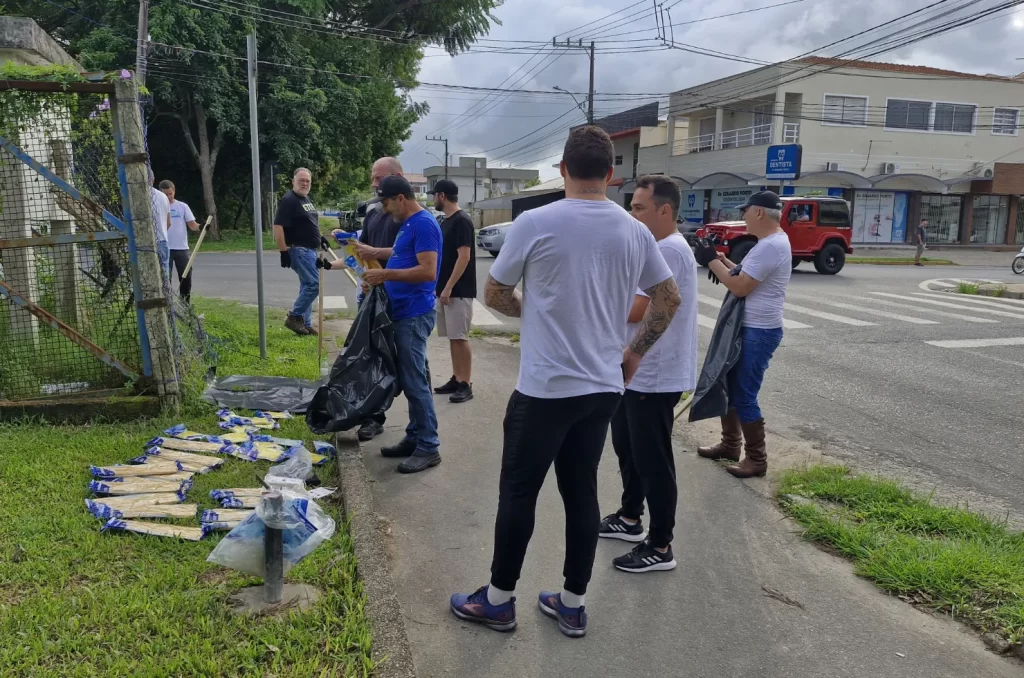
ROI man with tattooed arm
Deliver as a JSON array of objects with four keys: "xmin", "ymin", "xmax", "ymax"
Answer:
[{"xmin": 449, "ymin": 126, "xmax": 682, "ymax": 638}]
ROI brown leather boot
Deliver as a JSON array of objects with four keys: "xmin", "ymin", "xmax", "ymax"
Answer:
[
  {"xmin": 697, "ymin": 409, "xmax": 742, "ymax": 462},
  {"xmin": 727, "ymin": 419, "xmax": 767, "ymax": 478}
]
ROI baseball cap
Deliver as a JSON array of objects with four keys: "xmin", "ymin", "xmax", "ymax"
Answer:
[
  {"xmin": 377, "ymin": 175, "xmax": 413, "ymax": 199},
  {"xmin": 432, "ymin": 179, "xmax": 459, "ymax": 198},
  {"xmin": 738, "ymin": 190, "xmax": 783, "ymax": 212}
]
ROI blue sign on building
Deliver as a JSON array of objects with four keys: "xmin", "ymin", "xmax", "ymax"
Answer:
[{"xmin": 765, "ymin": 144, "xmax": 802, "ymax": 180}]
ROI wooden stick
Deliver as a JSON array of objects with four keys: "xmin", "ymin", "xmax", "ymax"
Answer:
[
  {"xmin": 181, "ymin": 216, "xmax": 212, "ymax": 279},
  {"xmin": 673, "ymin": 392, "xmax": 694, "ymax": 422},
  {"xmin": 324, "ymin": 247, "xmax": 359, "ymax": 286}
]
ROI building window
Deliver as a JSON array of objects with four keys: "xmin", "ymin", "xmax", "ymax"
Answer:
[
  {"xmin": 885, "ymin": 99, "xmax": 931, "ymax": 131},
  {"xmin": 933, "ymin": 103, "xmax": 976, "ymax": 134},
  {"xmin": 971, "ymin": 195, "xmax": 1008, "ymax": 244},
  {"xmin": 615, "ymin": 155, "xmax": 623, "ymax": 166},
  {"xmin": 919, "ymin": 195, "xmax": 962, "ymax": 244},
  {"xmin": 822, "ymin": 94, "xmax": 867, "ymax": 126},
  {"xmin": 993, "ymin": 108, "xmax": 1019, "ymax": 136}
]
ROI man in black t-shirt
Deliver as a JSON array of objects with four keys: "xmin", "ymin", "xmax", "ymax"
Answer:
[
  {"xmin": 431, "ymin": 179, "xmax": 477, "ymax": 404},
  {"xmin": 273, "ymin": 167, "xmax": 328, "ymax": 336}
]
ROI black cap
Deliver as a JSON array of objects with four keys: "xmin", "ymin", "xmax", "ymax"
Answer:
[
  {"xmin": 738, "ymin": 190, "xmax": 783, "ymax": 212},
  {"xmin": 377, "ymin": 175, "xmax": 414, "ymax": 199},
  {"xmin": 432, "ymin": 179, "xmax": 459, "ymax": 198}
]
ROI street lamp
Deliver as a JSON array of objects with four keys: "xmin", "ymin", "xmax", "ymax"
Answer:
[{"xmin": 553, "ymin": 85, "xmax": 588, "ymax": 116}]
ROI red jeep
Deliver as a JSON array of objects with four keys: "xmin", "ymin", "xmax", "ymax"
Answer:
[{"xmin": 700, "ymin": 196, "xmax": 854, "ymax": 275}]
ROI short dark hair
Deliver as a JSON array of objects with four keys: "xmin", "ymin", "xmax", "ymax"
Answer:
[
  {"xmin": 635, "ymin": 174, "xmax": 680, "ymax": 218},
  {"xmin": 158, "ymin": 180, "xmax": 174, "ymax": 190},
  {"xmin": 562, "ymin": 126, "xmax": 614, "ymax": 180}
]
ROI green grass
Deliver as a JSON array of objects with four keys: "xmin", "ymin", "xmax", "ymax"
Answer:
[
  {"xmin": 847, "ymin": 256, "xmax": 956, "ymax": 266},
  {"xmin": 956, "ymin": 281, "xmax": 980, "ymax": 295},
  {"xmin": 779, "ymin": 466, "xmax": 1024, "ymax": 645},
  {"xmin": 199, "ymin": 218, "xmax": 341, "ymax": 253},
  {"xmin": 0, "ymin": 297, "xmax": 373, "ymax": 677}
]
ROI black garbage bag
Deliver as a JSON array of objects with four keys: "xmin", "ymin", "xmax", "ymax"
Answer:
[
  {"xmin": 689, "ymin": 292, "xmax": 745, "ymax": 422},
  {"xmin": 306, "ymin": 285, "xmax": 399, "ymax": 433}
]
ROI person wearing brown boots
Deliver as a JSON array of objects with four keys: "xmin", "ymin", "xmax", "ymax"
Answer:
[{"xmin": 697, "ymin": 191, "xmax": 792, "ymax": 478}]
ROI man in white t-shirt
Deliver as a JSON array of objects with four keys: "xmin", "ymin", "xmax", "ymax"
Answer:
[
  {"xmin": 159, "ymin": 180, "xmax": 201, "ymax": 302},
  {"xmin": 598, "ymin": 175, "xmax": 698, "ymax": 574},
  {"xmin": 697, "ymin": 191, "xmax": 791, "ymax": 479},
  {"xmin": 449, "ymin": 126, "xmax": 681, "ymax": 638},
  {"xmin": 148, "ymin": 168, "xmax": 171, "ymax": 281}
]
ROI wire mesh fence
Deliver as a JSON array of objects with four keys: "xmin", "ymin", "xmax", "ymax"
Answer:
[{"xmin": 0, "ymin": 86, "xmax": 142, "ymax": 401}]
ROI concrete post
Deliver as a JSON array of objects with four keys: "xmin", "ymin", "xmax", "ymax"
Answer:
[
  {"xmin": 714, "ymin": 108, "xmax": 725, "ymax": 151},
  {"xmin": 0, "ymin": 145, "xmax": 40, "ymax": 346},
  {"xmin": 112, "ymin": 78, "xmax": 179, "ymax": 409}
]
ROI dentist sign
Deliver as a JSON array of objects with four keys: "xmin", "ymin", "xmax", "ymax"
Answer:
[{"xmin": 765, "ymin": 144, "xmax": 802, "ymax": 180}]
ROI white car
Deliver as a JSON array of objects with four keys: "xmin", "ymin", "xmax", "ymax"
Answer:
[{"xmin": 477, "ymin": 221, "xmax": 512, "ymax": 257}]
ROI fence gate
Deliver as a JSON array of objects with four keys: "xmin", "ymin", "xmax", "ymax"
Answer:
[{"xmin": 0, "ymin": 81, "xmax": 149, "ymax": 402}]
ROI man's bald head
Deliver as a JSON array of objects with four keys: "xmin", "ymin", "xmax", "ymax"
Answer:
[{"xmin": 371, "ymin": 157, "xmax": 403, "ymax": 191}]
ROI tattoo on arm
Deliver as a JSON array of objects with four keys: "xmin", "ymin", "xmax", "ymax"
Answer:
[
  {"xmin": 484, "ymin": 275, "xmax": 522, "ymax": 318},
  {"xmin": 628, "ymin": 277, "xmax": 681, "ymax": 357}
]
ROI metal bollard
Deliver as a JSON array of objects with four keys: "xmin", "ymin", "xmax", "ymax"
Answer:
[{"xmin": 263, "ymin": 491, "xmax": 284, "ymax": 604}]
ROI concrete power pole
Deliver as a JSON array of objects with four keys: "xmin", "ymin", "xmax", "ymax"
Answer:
[
  {"xmin": 552, "ymin": 38, "xmax": 595, "ymax": 124},
  {"xmin": 135, "ymin": 0, "xmax": 149, "ymax": 88},
  {"xmin": 247, "ymin": 29, "xmax": 267, "ymax": 360},
  {"xmin": 112, "ymin": 78, "xmax": 179, "ymax": 409},
  {"xmin": 426, "ymin": 135, "xmax": 448, "ymax": 179}
]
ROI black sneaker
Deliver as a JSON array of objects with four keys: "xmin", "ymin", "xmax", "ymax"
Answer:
[
  {"xmin": 381, "ymin": 438, "xmax": 417, "ymax": 458},
  {"xmin": 598, "ymin": 513, "xmax": 647, "ymax": 543},
  {"xmin": 613, "ymin": 541, "xmax": 677, "ymax": 573},
  {"xmin": 397, "ymin": 452, "xmax": 441, "ymax": 474},
  {"xmin": 450, "ymin": 382, "xmax": 474, "ymax": 404},
  {"xmin": 357, "ymin": 421, "xmax": 383, "ymax": 442},
  {"xmin": 434, "ymin": 376, "xmax": 459, "ymax": 395}
]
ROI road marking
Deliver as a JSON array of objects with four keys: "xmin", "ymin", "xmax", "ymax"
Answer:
[
  {"xmin": 787, "ymin": 294, "xmax": 938, "ymax": 325},
  {"xmin": 316, "ymin": 295, "xmax": 348, "ymax": 310},
  {"xmin": 697, "ymin": 314, "xmax": 717, "ymax": 329},
  {"xmin": 925, "ymin": 337, "xmax": 1024, "ymax": 349},
  {"xmin": 913, "ymin": 292, "xmax": 1024, "ymax": 309},
  {"xmin": 472, "ymin": 299, "xmax": 503, "ymax": 326},
  {"xmin": 697, "ymin": 294, "xmax": 812, "ymax": 330},
  {"xmin": 871, "ymin": 293, "xmax": 1024, "ymax": 320},
  {"xmin": 843, "ymin": 294, "xmax": 997, "ymax": 323},
  {"xmin": 782, "ymin": 302, "xmax": 876, "ymax": 327}
]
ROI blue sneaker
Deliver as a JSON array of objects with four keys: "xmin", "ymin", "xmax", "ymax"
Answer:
[
  {"xmin": 538, "ymin": 591, "xmax": 587, "ymax": 638},
  {"xmin": 450, "ymin": 586, "xmax": 517, "ymax": 632}
]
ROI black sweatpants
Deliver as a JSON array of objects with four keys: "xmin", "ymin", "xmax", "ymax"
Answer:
[
  {"xmin": 490, "ymin": 390, "xmax": 621, "ymax": 596},
  {"xmin": 169, "ymin": 248, "xmax": 193, "ymax": 302},
  {"xmin": 610, "ymin": 389, "xmax": 682, "ymax": 548}
]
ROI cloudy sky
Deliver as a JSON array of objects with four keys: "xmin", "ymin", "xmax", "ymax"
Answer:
[{"xmin": 398, "ymin": 0, "xmax": 1024, "ymax": 180}]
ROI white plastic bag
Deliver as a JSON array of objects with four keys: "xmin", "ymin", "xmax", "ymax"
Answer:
[
  {"xmin": 266, "ymin": 447, "xmax": 312, "ymax": 482},
  {"xmin": 206, "ymin": 490, "xmax": 335, "ymax": 577}
]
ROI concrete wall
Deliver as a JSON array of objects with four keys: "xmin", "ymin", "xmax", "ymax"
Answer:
[{"xmin": 611, "ymin": 133, "xmax": 640, "ymax": 182}]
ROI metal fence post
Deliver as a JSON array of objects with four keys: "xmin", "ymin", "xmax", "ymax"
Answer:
[{"xmin": 112, "ymin": 78, "xmax": 179, "ymax": 410}]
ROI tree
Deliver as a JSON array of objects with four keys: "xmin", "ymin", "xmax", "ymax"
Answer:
[{"xmin": 524, "ymin": 177, "xmax": 541, "ymax": 188}]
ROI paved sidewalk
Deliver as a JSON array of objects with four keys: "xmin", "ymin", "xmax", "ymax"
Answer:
[
  {"xmin": 360, "ymin": 336, "xmax": 1018, "ymax": 678},
  {"xmin": 854, "ymin": 245, "xmax": 1015, "ymax": 266}
]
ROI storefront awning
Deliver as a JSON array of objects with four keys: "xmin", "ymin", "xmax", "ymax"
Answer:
[
  {"xmin": 868, "ymin": 173, "xmax": 951, "ymax": 193},
  {"xmin": 690, "ymin": 172, "xmax": 761, "ymax": 189},
  {"xmin": 764, "ymin": 171, "xmax": 874, "ymax": 189},
  {"xmin": 619, "ymin": 175, "xmax": 696, "ymax": 192}
]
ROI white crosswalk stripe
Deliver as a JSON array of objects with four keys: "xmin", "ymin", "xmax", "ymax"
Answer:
[
  {"xmin": 926, "ymin": 337, "xmax": 1024, "ymax": 349},
  {"xmin": 697, "ymin": 294, "xmax": 812, "ymax": 330},
  {"xmin": 697, "ymin": 314, "xmax": 718, "ymax": 330},
  {"xmin": 842, "ymin": 294, "xmax": 998, "ymax": 323},
  {"xmin": 871, "ymin": 293, "xmax": 1024, "ymax": 320},
  {"xmin": 913, "ymin": 292, "xmax": 1024, "ymax": 309},
  {"xmin": 786, "ymin": 294, "xmax": 938, "ymax": 325},
  {"xmin": 781, "ymin": 302, "xmax": 876, "ymax": 327},
  {"xmin": 472, "ymin": 299, "xmax": 503, "ymax": 326}
]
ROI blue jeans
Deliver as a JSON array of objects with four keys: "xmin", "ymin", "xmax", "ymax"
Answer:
[
  {"xmin": 289, "ymin": 246, "xmax": 320, "ymax": 327},
  {"xmin": 156, "ymin": 240, "xmax": 170, "ymax": 281},
  {"xmin": 727, "ymin": 327, "xmax": 783, "ymax": 424},
  {"xmin": 395, "ymin": 310, "xmax": 440, "ymax": 455}
]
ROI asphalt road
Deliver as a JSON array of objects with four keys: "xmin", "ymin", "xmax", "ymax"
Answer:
[{"xmin": 193, "ymin": 249, "xmax": 1024, "ymax": 517}]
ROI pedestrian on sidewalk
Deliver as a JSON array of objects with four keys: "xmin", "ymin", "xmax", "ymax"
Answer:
[
  {"xmin": 359, "ymin": 176, "xmax": 443, "ymax": 474},
  {"xmin": 450, "ymin": 126, "xmax": 681, "ymax": 638},
  {"xmin": 159, "ymin": 180, "xmax": 201, "ymax": 303},
  {"xmin": 274, "ymin": 168, "xmax": 330, "ymax": 336},
  {"xmin": 599, "ymin": 175, "xmax": 698, "ymax": 574},
  {"xmin": 915, "ymin": 218, "xmax": 928, "ymax": 266},
  {"xmin": 697, "ymin": 191, "xmax": 791, "ymax": 478},
  {"xmin": 350, "ymin": 157, "xmax": 405, "ymax": 442},
  {"xmin": 430, "ymin": 179, "xmax": 477, "ymax": 404},
  {"xmin": 148, "ymin": 168, "xmax": 171, "ymax": 282}
]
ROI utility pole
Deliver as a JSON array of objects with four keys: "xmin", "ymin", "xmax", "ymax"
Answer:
[
  {"xmin": 135, "ymin": 0, "xmax": 150, "ymax": 87},
  {"xmin": 551, "ymin": 38, "xmax": 595, "ymax": 124},
  {"xmin": 473, "ymin": 158, "xmax": 479, "ymax": 205},
  {"xmin": 246, "ymin": 29, "xmax": 267, "ymax": 359},
  {"xmin": 425, "ymin": 135, "xmax": 448, "ymax": 178}
]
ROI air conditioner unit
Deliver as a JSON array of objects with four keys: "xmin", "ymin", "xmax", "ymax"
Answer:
[
  {"xmin": 983, "ymin": 168, "xmax": 994, "ymax": 179},
  {"xmin": 882, "ymin": 162, "xmax": 898, "ymax": 174},
  {"xmin": 825, "ymin": 162, "xmax": 843, "ymax": 172}
]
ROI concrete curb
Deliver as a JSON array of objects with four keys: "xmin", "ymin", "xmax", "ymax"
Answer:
[
  {"xmin": 975, "ymin": 284, "xmax": 1024, "ymax": 299},
  {"xmin": 333, "ymin": 431, "xmax": 416, "ymax": 678}
]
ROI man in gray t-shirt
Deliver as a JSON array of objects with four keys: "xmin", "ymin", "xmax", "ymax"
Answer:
[{"xmin": 695, "ymin": 191, "xmax": 791, "ymax": 479}]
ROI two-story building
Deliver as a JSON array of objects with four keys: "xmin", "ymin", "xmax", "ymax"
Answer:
[
  {"xmin": 636, "ymin": 57, "xmax": 1024, "ymax": 246},
  {"xmin": 423, "ymin": 157, "xmax": 539, "ymax": 206}
]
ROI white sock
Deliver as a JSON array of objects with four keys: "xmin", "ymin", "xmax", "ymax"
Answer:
[
  {"xmin": 620, "ymin": 516, "xmax": 638, "ymax": 526},
  {"xmin": 486, "ymin": 584, "xmax": 513, "ymax": 606},
  {"xmin": 561, "ymin": 591, "xmax": 585, "ymax": 608}
]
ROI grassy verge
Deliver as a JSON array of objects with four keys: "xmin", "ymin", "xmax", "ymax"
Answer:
[
  {"xmin": 778, "ymin": 466, "xmax": 1024, "ymax": 649},
  {"xmin": 196, "ymin": 218, "xmax": 341, "ymax": 254},
  {"xmin": 0, "ymin": 297, "xmax": 373, "ymax": 677},
  {"xmin": 847, "ymin": 256, "xmax": 956, "ymax": 265}
]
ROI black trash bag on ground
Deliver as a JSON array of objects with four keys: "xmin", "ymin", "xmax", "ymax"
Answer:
[
  {"xmin": 689, "ymin": 292, "xmax": 745, "ymax": 422},
  {"xmin": 306, "ymin": 285, "xmax": 399, "ymax": 433}
]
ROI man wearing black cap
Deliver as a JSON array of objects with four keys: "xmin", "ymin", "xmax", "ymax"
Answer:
[
  {"xmin": 431, "ymin": 179, "xmax": 476, "ymax": 404},
  {"xmin": 694, "ymin": 190, "xmax": 791, "ymax": 478},
  {"xmin": 359, "ymin": 175, "xmax": 443, "ymax": 474}
]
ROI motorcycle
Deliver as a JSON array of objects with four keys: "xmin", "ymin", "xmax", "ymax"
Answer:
[{"xmin": 1013, "ymin": 245, "xmax": 1024, "ymax": 275}]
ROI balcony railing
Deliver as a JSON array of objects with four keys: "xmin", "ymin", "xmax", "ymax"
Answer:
[{"xmin": 682, "ymin": 122, "xmax": 801, "ymax": 154}]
